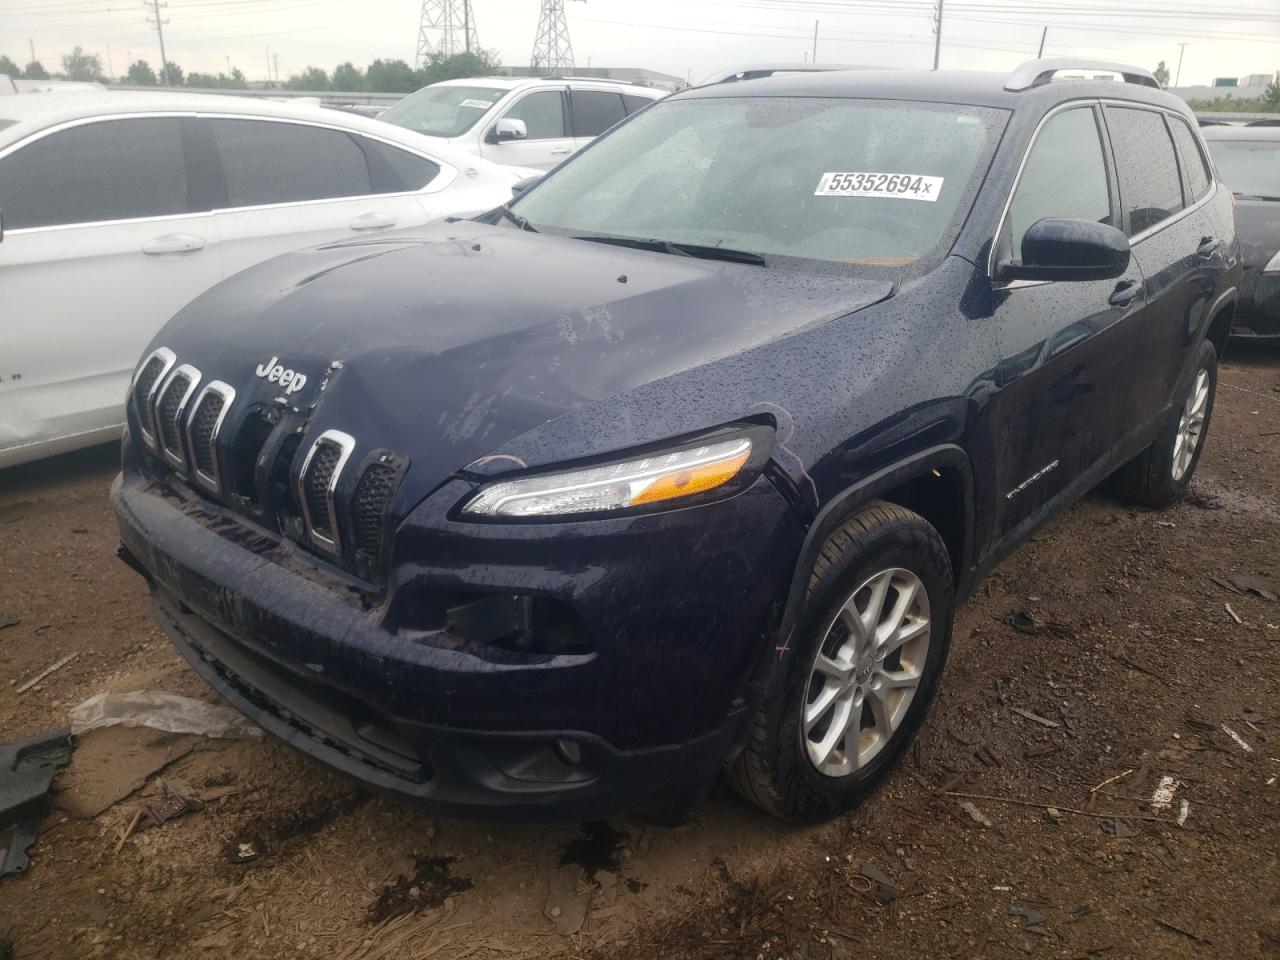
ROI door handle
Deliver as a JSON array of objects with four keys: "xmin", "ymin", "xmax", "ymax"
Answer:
[
  {"xmin": 550, "ymin": 146, "xmax": 573, "ymax": 155},
  {"xmin": 1196, "ymin": 236, "xmax": 1220, "ymax": 258},
  {"xmin": 349, "ymin": 212, "xmax": 396, "ymax": 232},
  {"xmin": 142, "ymin": 233, "xmax": 206, "ymax": 256},
  {"xmin": 1108, "ymin": 278, "xmax": 1142, "ymax": 307}
]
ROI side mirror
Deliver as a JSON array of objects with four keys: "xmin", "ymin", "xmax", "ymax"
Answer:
[
  {"xmin": 488, "ymin": 118, "xmax": 528, "ymax": 144},
  {"xmin": 996, "ymin": 218, "xmax": 1130, "ymax": 283},
  {"xmin": 511, "ymin": 175, "xmax": 541, "ymax": 198}
]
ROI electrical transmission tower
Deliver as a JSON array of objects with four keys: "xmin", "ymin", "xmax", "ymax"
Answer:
[
  {"xmin": 415, "ymin": 0, "xmax": 479, "ymax": 69},
  {"xmin": 530, "ymin": 0, "xmax": 582, "ymax": 75}
]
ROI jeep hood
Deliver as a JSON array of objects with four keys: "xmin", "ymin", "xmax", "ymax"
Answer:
[{"xmin": 152, "ymin": 221, "xmax": 892, "ymax": 500}]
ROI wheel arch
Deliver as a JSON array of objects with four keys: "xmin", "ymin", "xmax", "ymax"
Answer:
[
  {"xmin": 1204, "ymin": 287, "xmax": 1237, "ymax": 358},
  {"xmin": 774, "ymin": 444, "xmax": 976, "ymax": 650}
]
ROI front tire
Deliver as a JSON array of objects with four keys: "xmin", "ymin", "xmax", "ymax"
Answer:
[
  {"xmin": 1114, "ymin": 339, "xmax": 1218, "ymax": 508},
  {"xmin": 730, "ymin": 501, "xmax": 953, "ymax": 822}
]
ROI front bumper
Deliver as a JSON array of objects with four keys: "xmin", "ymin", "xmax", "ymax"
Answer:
[{"xmin": 112, "ymin": 464, "xmax": 803, "ymax": 821}]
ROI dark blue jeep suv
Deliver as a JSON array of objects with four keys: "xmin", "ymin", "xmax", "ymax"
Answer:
[{"xmin": 113, "ymin": 59, "xmax": 1241, "ymax": 823}]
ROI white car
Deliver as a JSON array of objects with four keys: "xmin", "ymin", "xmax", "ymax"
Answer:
[
  {"xmin": 378, "ymin": 76, "xmax": 664, "ymax": 171},
  {"xmin": 0, "ymin": 93, "xmax": 533, "ymax": 468}
]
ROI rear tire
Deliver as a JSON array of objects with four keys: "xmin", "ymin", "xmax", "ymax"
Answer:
[
  {"xmin": 730, "ymin": 501, "xmax": 953, "ymax": 822},
  {"xmin": 1114, "ymin": 339, "xmax": 1217, "ymax": 508}
]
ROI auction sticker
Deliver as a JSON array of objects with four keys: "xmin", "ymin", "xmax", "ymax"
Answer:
[
  {"xmin": 815, "ymin": 172, "xmax": 943, "ymax": 202},
  {"xmin": 460, "ymin": 98, "xmax": 495, "ymax": 109}
]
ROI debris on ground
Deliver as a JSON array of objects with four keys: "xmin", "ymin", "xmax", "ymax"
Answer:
[
  {"xmin": 0, "ymin": 615, "xmax": 17, "ymax": 632},
  {"xmin": 545, "ymin": 864, "xmax": 592, "ymax": 936},
  {"xmin": 1003, "ymin": 611, "xmax": 1038, "ymax": 635},
  {"xmin": 116, "ymin": 778, "xmax": 205, "ymax": 852},
  {"xmin": 1011, "ymin": 707, "xmax": 1060, "ymax": 729},
  {"xmin": 367, "ymin": 856, "xmax": 471, "ymax": 923},
  {"xmin": 1177, "ymin": 800, "xmax": 1190, "ymax": 827},
  {"xmin": 0, "ymin": 729, "xmax": 74, "ymax": 876},
  {"xmin": 1150, "ymin": 775, "xmax": 1179, "ymax": 811},
  {"xmin": 15, "ymin": 654, "xmax": 78, "ymax": 695},
  {"xmin": 1225, "ymin": 603, "xmax": 1244, "ymax": 625},
  {"xmin": 68, "ymin": 691, "xmax": 261, "ymax": 739},
  {"xmin": 1230, "ymin": 574, "xmax": 1278, "ymax": 602},
  {"xmin": 1221, "ymin": 724, "xmax": 1253, "ymax": 753},
  {"xmin": 1101, "ymin": 819, "xmax": 1138, "ymax": 839},
  {"xmin": 960, "ymin": 801, "xmax": 994, "ymax": 828},
  {"xmin": 857, "ymin": 862, "xmax": 897, "ymax": 904}
]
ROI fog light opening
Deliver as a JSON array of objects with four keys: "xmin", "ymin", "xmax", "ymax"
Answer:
[{"xmin": 554, "ymin": 739, "xmax": 582, "ymax": 767}]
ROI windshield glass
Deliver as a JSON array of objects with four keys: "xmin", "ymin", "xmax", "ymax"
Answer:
[
  {"xmin": 513, "ymin": 96, "xmax": 1007, "ymax": 271},
  {"xmin": 379, "ymin": 84, "xmax": 508, "ymax": 138},
  {"xmin": 1205, "ymin": 139, "xmax": 1280, "ymax": 199}
]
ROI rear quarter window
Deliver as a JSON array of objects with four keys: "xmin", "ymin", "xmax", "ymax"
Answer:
[
  {"xmin": 1105, "ymin": 106, "xmax": 1185, "ymax": 235},
  {"xmin": 1167, "ymin": 117, "xmax": 1212, "ymax": 203},
  {"xmin": 209, "ymin": 118, "xmax": 373, "ymax": 207}
]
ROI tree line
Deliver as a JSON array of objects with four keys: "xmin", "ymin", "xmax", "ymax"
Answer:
[{"xmin": 0, "ymin": 47, "xmax": 502, "ymax": 93}]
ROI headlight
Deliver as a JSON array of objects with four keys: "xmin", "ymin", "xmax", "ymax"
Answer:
[
  {"xmin": 1264, "ymin": 249, "xmax": 1280, "ymax": 274},
  {"xmin": 462, "ymin": 435, "xmax": 756, "ymax": 519}
]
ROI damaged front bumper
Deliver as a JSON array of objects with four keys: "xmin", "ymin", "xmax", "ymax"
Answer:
[{"xmin": 112, "ymin": 461, "xmax": 804, "ymax": 822}]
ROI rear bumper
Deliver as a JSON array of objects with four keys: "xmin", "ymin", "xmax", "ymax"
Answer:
[
  {"xmin": 112, "ymin": 464, "xmax": 802, "ymax": 821},
  {"xmin": 1233, "ymin": 270, "xmax": 1280, "ymax": 339}
]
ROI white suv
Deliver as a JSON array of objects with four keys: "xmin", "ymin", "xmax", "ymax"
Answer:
[{"xmin": 378, "ymin": 76, "xmax": 664, "ymax": 171}]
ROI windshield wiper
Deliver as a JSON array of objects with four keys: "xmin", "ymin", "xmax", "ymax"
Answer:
[
  {"xmin": 574, "ymin": 233, "xmax": 765, "ymax": 266},
  {"xmin": 497, "ymin": 204, "xmax": 538, "ymax": 232}
]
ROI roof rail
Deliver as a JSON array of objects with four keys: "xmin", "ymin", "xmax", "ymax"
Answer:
[
  {"xmin": 704, "ymin": 63, "xmax": 870, "ymax": 85},
  {"xmin": 538, "ymin": 75, "xmax": 647, "ymax": 87},
  {"xmin": 1004, "ymin": 58, "xmax": 1159, "ymax": 92}
]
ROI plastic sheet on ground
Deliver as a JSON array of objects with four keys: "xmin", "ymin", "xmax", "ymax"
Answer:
[{"xmin": 69, "ymin": 692, "xmax": 262, "ymax": 740}]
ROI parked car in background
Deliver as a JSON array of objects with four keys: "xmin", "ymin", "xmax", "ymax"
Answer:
[
  {"xmin": 113, "ymin": 60, "xmax": 1238, "ymax": 824},
  {"xmin": 378, "ymin": 76, "xmax": 664, "ymax": 170},
  {"xmin": 0, "ymin": 93, "xmax": 534, "ymax": 468},
  {"xmin": 13, "ymin": 78, "xmax": 106, "ymax": 94},
  {"xmin": 1202, "ymin": 124, "xmax": 1280, "ymax": 340}
]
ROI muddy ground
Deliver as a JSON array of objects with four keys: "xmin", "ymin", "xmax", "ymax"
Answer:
[{"xmin": 1, "ymin": 347, "xmax": 1277, "ymax": 960}]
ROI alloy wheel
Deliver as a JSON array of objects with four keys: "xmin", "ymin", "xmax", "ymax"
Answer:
[
  {"xmin": 802, "ymin": 567, "xmax": 931, "ymax": 777},
  {"xmin": 1172, "ymin": 367, "xmax": 1209, "ymax": 482}
]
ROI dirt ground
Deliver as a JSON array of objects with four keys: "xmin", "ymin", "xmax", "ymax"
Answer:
[{"xmin": 1, "ymin": 346, "xmax": 1277, "ymax": 960}]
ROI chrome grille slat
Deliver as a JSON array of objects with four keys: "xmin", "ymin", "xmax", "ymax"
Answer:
[
  {"xmin": 296, "ymin": 430, "xmax": 355, "ymax": 554},
  {"xmin": 153, "ymin": 364, "xmax": 202, "ymax": 473},
  {"xmin": 131, "ymin": 347, "xmax": 176, "ymax": 449},
  {"xmin": 185, "ymin": 381, "xmax": 236, "ymax": 493}
]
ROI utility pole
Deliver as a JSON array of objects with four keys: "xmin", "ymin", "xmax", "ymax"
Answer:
[
  {"xmin": 265, "ymin": 45, "xmax": 271, "ymax": 85},
  {"xmin": 531, "ymin": 0, "xmax": 582, "ymax": 75},
  {"xmin": 225, "ymin": 54, "xmax": 231, "ymax": 74},
  {"xmin": 1037, "ymin": 26, "xmax": 1047, "ymax": 58},
  {"xmin": 1174, "ymin": 42, "xmax": 1189, "ymax": 87},
  {"xmin": 812, "ymin": 20, "xmax": 819, "ymax": 62},
  {"xmin": 415, "ymin": 0, "xmax": 480, "ymax": 68},
  {"xmin": 145, "ymin": 0, "xmax": 170, "ymax": 86},
  {"xmin": 106, "ymin": 44, "xmax": 115, "ymax": 80},
  {"xmin": 273, "ymin": 53, "xmax": 279, "ymax": 83},
  {"xmin": 29, "ymin": 39, "xmax": 35, "ymax": 65},
  {"xmin": 932, "ymin": 0, "xmax": 944, "ymax": 70}
]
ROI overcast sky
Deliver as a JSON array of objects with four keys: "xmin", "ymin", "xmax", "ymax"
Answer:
[{"xmin": 3, "ymin": 0, "xmax": 1277, "ymax": 88}]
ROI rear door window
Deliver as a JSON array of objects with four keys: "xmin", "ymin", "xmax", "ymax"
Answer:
[
  {"xmin": 571, "ymin": 90, "xmax": 627, "ymax": 137},
  {"xmin": 1167, "ymin": 116, "xmax": 1212, "ymax": 203},
  {"xmin": 1105, "ymin": 106, "xmax": 1185, "ymax": 235},
  {"xmin": 501, "ymin": 90, "xmax": 566, "ymax": 140},
  {"xmin": 1008, "ymin": 106, "xmax": 1112, "ymax": 262},
  {"xmin": 208, "ymin": 118, "xmax": 373, "ymax": 207},
  {"xmin": 0, "ymin": 117, "xmax": 190, "ymax": 229}
]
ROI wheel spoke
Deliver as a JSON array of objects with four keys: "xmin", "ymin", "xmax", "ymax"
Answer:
[
  {"xmin": 804, "ymin": 680, "xmax": 843, "ymax": 731},
  {"xmin": 810, "ymin": 695, "xmax": 854, "ymax": 767},
  {"xmin": 878, "ymin": 576, "xmax": 917, "ymax": 644},
  {"xmin": 841, "ymin": 715, "xmax": 864, "ymax": 772},
  {"xmin": 859, "ymin": 573, "xmax": 892, "ymax": 646},
  {"xmin": 879, "ymin": 617, "xmax": 929, "ymax": 659},
  {"xmin": 877, "ymin": 667, "xmax": 923, "ymax": 692},
  {"xmin": 866, "ymin": 685, "xmax": 893, "ymax": 736},
  {"xmin": 836, "ymin": 604, "xmax": 867, "ymax": 663},
  {"xmin": 812, "ymin": 653, "xmax": 849, "ymax": 682}
]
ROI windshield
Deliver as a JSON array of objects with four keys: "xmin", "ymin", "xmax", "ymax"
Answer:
[
  {"xmin": 512, "ymin": 96, "xmax": 1006, "ymax": 271},
  {"xmin": 379, "ymin": 84, "xmax": 508, "ymax": 138},
  {"xmin": 1205, "ymin": 139, "xmax": 1280, "ymax": 199}
]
